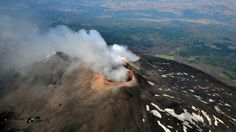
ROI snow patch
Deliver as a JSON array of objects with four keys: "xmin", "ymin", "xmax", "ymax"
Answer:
[
  {"xmin": 208, "ymin": 99, "xmax": 215, "ymax": 103},
  {"xmin": 226, "ymin": 92, "xmax": 232, "ymax": 96},
  {"xmin": 161, "ymin": 74, "xmax": 168, "ymax": 78},
  {"xmin": 194, "ymin": 95, "xmax": 201, "ymax": 100},
  {"xmin": 189, "ymin": 89, "xmax": 194, "ymax": 92},
  {"xmin": 164, "ymin": 108, "xmax": 204, "ymax": 125},
  {"xmin": 199, "ymin": 99, "xmax": 209, "ymax": 104},
  {"xmin": 151, "ymin": 102, "xmax": 164, "ymax": 112},
  {"xmin": 161, "ymin": 73, "xmax": 174, "ymax": 78},
  {"xmin": 183, "ymin": 125, "xmax": 187, "ymax": 132},
  {"xmin": 157, "ymin": 121, "xmax": 171, "ymax": 132},
  {"xmin": 214, "ymin": 105, "xmax": 224, "ymax": 114},
  {"xmin": 182, "ymin": 90, "xmax": 188, "ymax": 93},
  {"xmin": 176, "ymin": 72, "xmax": 183, "ymax": 75},
  {"xmin": 224, "ymin": 103, "xmax": 231, "ymax": 107},
  {"xmin": 148, "ymin": 81, "xmax": 155, "ymax": 86},
  {"xmin": 183, "ymin": 72, "xmax": 188, "ymax": 75},
  {"xmin": 213, "ymin": 115, "xmax": 224, "ymax": 126},
  {"xmin": 191, "ymin": 106, "xmax": 198, "ymax": 111},
  {"xmin": 194, "ymin": 95, "xmax": 208, "ymax": 104},
  {"xmin": 146, "ymin": 105, "xmax": 150, "ymax": 111},
  {"xmin": 150, "ymin": 110, "xmax": 162, "ymax": 118},
  {"xmin": 162, "ymin": 94, "xmax": 175, "ymax": 98},
  {"xmin": 201, "ymin": 110, "xmax": 212, "ymax": 125},
  {"xmin": 142, "ymin": 118, "xmax": 145, "ymax": 122}
]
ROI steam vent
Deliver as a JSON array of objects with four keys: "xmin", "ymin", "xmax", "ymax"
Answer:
[
  {"xmin": 92, "ymin": 70, "xmax": 137, "ymax": 91},
  {"xmin": 0, "ymin": 52, "xmax": 236, "ymax": 131}
]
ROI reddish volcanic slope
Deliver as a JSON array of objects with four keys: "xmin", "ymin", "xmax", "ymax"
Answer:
[{"xmin": 92, "ymin": 70, "xmax": 136, "ymax": 90}]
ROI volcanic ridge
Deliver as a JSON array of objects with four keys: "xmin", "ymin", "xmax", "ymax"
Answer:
[{"xmin": 0, "ymin": 52, "xmax": 236, "ymax": 132}]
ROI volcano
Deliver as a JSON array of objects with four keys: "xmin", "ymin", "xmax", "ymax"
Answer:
[{"xmin": 0, "ymin": 52, "xmax": 235, "ymax": 131}]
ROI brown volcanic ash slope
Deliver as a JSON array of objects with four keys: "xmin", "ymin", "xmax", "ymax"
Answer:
[{"xmin": 0, "ymin": 52, "xmax": 236, "ymax": 131}]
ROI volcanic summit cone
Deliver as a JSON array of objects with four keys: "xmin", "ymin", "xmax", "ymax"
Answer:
[{"xmin": 0, "ymin": 52, "xmax": 236, "ymax": 131}]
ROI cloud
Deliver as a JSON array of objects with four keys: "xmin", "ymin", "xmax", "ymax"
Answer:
[{"xmin": 0, "ymin": 15, "xmax": 139, "ymax": 82}]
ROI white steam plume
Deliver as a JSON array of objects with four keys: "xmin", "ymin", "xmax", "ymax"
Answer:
[{"xmin": 0, "ymin": 16, "xmax": 139, "ymax": 82}]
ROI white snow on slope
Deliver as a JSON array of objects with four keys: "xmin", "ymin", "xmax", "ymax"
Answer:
[
  {"xmin": 213, "ymin": 115, "xmax": 224, "ymax": 126},
  {"xmin": 148, "ymin": 81, "xmax": 155, "ymax": 86},
  {"xmin": 150, "ymin": 110, "xmax": 162, "ymax": 118},
  {"xmin": 157, "ymin": 121, "xmax": 171, "ymax": 132},
  {"xmin": 164, "ymin": 108, "xmax": 204, "ymax": 125},
  {"xmin": 151, "ymin": 102, "xmax": 164, "ymax": 112},
  {"xmin": 201, "ymin": 110, "xmax": 212, "ymax": 125},
  {"xmin": 162, "ymin": 94, "xmax": 175, "ymax": 98},
  {"xmin": 146, "ymin": 105, "xmax": 150, "ymax": 111}
]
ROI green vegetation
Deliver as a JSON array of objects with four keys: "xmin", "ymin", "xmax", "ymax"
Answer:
[
  {"xmin": 155, "ymin": 54, "xmax": 175, "ymax": 60},
  {"xmin": 179, "ymin": 42, "xmax": 236, "ymax": 84}
]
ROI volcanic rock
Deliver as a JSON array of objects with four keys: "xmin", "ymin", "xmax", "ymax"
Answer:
[{"xmin": 0, "ymin": 52, "xmax": 235, "ymax": 131}]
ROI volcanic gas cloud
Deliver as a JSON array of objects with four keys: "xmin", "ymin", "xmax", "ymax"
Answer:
[
  {"xmin": 0, "ymin": 16, "xmax": 139, "ymax": 82},
  {"xmin": 70, "ymin": 29, "xmax": 139, "ymax": 82},
  {"xmin": 68, "ymin": 29, "xmax": 139, "ymax": 82}
]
